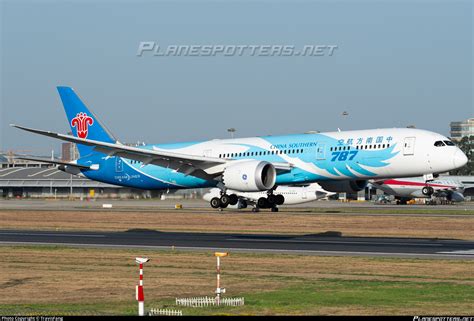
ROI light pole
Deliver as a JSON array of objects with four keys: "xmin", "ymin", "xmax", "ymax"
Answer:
[{"xmin": 227, "ymin": 128, "xmax": 236, "ymax": 139}]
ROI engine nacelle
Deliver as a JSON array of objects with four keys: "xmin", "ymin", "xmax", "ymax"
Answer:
[
  {"xmin": 319, "ymin": 180, "xmax": 368, "ymax": 193},
  {"xmin": 447, "ymin": 191, "xmax": 465, "ymax": 202},
  {"xmin": 222, "ymin": 160, "xmax": 276, "ymax": 192}
]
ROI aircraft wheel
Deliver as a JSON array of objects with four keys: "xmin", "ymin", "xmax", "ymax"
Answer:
[
  {"xmin": 220, "ymin": 194, "xmax": 230, "ymax": 207},
  {"xmin": 275, "ymin": 194, "xmax": 285, "ymax": 205},
  {"xmin": 257, "ymin": 197, "xmax": 268, "ymax": 208},
  {"xmin": 422, "ymin": 186, "xmax": 434, "ymax": 196},
  {"xmin": 210, "ymin": 197, "xmax": 221, "ymax": 209},
  {"xmin": 267, "ymin": 194, "xmax": 276, "ymax": 206},
  {"xmin": 229, "ymin": 194, "xmax": 238, "ymax": 205},
  {"xmin": 239, "ymin": 200, "xmax": 248, "ymax": 209}
]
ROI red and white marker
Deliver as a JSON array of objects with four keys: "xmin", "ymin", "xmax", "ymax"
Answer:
[{"xmin": 135, "ymin": 257, "xmax": 150, "ymax": 316}]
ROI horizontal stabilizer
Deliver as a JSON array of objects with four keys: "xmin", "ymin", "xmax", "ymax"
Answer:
[{"xmin": 16, "ymin": 156, "xmax": 91, "ymax": 169}]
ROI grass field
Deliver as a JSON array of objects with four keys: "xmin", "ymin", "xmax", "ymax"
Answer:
[{"xmin": 0, "ymin": 245, "xmax": 472, "ymax": 315}]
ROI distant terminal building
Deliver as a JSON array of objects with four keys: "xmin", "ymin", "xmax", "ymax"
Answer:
[
  {"xmin": 450, "ymin": 118, "xmax": 474, "ymax": 141},
  {"xmin": 0, "ymin": 153, "xmax": 51, "ymax": 169}
]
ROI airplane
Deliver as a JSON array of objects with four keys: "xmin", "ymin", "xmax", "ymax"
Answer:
[
  {"xmin": 203, "ymin": 183, "xmax": 335, "ymax": 212},
  {"xmin": 12, "ymin": 87, "xmax": 468, "ymax": 210},
  {"xmin": 371, "ymin": 176, "xmax": 465, "ymax": 204}
]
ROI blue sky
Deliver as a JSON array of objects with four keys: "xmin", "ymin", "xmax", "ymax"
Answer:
[{"xmin": 1, "ymin": 0, "xmax": 472, "ymax": 155}]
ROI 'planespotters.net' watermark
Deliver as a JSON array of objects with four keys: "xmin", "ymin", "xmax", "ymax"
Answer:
[{"xmin": 137, "ymin": 42, "xmax": 338, "ymax": 57}]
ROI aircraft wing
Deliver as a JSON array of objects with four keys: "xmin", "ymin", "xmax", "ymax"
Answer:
[{"xmin": 12, "ymin": 125, "xmax": 292, "ymax": 180}]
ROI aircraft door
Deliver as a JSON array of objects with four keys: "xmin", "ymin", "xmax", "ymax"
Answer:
[
  {"xmin": 203, "ymin": 149, "xmax": 213, "ymax": 158},
  {"xmin": 316, "ymin": 144, "xmax": 326, "ymax": 160},
  {"xmin": 115, "ymin": 157, "xmax": 123, "ymax": 172},
  {"xmin": 403, "ymin": 137, "xmax": 416, "ymax": 156}
]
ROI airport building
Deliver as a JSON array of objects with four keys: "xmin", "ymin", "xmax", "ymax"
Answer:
[{"xmin": 450, "ymin": 118, "xmax": 474, "ymax": 141}]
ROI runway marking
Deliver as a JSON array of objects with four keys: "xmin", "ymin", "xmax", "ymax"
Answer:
[
  {"xmin": 226, "ymin": 238, "xmax": 442, "ymax": 247},
  {"xmin": 0, "ymin": 232, "xmax": 106, "ymax": 238},
  {"xmin": 0, "ymin": 241, "xmax": 472, "ymax": 259},
  {"xmin": 438, "ymin": 249, "xmax": 474, "ymax": 255}
]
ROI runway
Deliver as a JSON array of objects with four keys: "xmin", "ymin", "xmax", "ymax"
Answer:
[{"xmin": 0, "ymin": 229, "xmax": 473, "ymax": 259}]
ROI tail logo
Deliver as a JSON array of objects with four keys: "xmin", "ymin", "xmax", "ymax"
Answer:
[{"xmin": 71, "ymin": 112, "xmax": 94, "ymax": 139}]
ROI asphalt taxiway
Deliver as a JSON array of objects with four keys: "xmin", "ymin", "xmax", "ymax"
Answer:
[{"xmin": 0, "ymin": 229, "xmax": 472, "ymax": 259}]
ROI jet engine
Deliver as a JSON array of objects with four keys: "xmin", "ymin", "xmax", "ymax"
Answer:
[
  {"xmin": 446, "ymin": 191, "xmax": 465, "ymax": 202},
  {"xmin": 318, "ymin": 180, "xmax": 368, "ymax": 193},
  {"xmin": 222, "ymin": 160, "xmax": 276, "ymax": 192}
]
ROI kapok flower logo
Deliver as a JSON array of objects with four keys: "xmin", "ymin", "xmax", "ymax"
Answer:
[{"xmin": 71, "ymin": 112, "xmax": 94, "ymax": 139}]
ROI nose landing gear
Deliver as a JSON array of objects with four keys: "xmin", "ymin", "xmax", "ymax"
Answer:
[{"xmin": 422, "ymin": 186, "xmax": 434, "ymax": 196}]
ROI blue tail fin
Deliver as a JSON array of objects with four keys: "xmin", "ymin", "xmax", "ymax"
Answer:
[{"xmin": 57, "ymin": 86, "xmax": 116, "ymax": 157}]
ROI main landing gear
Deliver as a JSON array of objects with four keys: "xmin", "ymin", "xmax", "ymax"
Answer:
[
  {"xmin": 210, "ymin": 192, "xmax": 239, "ymax": 209},
  {"xmin": 209, "ymin": 189, "xmax": 285, "ymax": 213},
  {"xmin": 253, "ymin": 191, "xmax": 285, "ymax": 213}
]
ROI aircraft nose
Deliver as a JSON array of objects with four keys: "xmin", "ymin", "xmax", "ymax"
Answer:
[{"xmin": 453, "ymin": 149, "xmax": 468, "ymax": 169}]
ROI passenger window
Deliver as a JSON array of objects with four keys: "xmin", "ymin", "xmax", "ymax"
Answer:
[{"xmin": 434, "ymin": 141, "xmax": 445, "ymax": 147}]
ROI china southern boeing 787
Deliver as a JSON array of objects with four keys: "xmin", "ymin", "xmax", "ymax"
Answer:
[{"xmin": 12, "ymin": 87, "xmax": 468, "ymax": 210}]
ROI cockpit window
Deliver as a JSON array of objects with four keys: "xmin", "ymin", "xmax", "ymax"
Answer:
[
  {"xmin": 444, "ymin": 140, "xmax": 455, "ymax": 146},
  {"xmin": 434, "ymin": 141, "xmax": 445, "ymax": 147}
]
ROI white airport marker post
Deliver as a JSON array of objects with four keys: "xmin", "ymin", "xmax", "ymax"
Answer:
[
  {"xmin": 135, "ymin": 257, "xmax": 150, "ymax": 316},
  {"xmin": 215, "ymin": 252, "xmax": 228, "ymax": 305}
]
